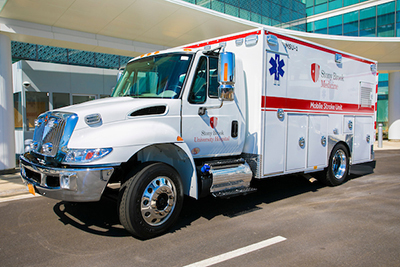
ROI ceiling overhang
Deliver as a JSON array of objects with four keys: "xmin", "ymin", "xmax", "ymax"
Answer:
[{"xmin": 0, "ymin": 0, "xmax": 399, "ymax": 71}]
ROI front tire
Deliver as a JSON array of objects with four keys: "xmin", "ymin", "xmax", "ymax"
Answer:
[
  {"xmin": 119, "ymin": 162, "xmax": 183, "ymax": 239},
  {"xmin": 321, "ymin": 143, "xmax": 349, "ymax": 186}
]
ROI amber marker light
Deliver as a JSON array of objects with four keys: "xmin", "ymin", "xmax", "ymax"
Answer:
[
  {"xmin": 224, "ymin": 63, "xmax": 228, "ymax": 81},
  {"xmin": 177, "ymin": 136, "xmax": 184, "ymax": 142}
]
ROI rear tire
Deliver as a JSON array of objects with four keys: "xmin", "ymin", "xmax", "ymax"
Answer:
[
  {"xmin": 321, "ymin": 143, "xmax": 349, "ymax": 186},
  {"xmin": 119, "ymin": 162, "xmax": 183, "ymax": 239}
]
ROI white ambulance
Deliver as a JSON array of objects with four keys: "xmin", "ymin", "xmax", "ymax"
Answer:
[{"xmin": 20, "ymin": 27, "xmax": 377, "ymax": 239}]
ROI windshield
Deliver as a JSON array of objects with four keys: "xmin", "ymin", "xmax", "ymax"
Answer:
[{"xmin": 111, "ymin": 53, "xmax": 193, "ymax": 99}]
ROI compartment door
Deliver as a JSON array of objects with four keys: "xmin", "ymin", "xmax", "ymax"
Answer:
[
  {"xmin": 263, "ymin": 110, "xmax": 285, "ymax": 175},
  {"xmin": 307, "ymin": 115, "xmax": 328, "ymax": 168},
  {"xmin": 286, "ymin": 114, "xmax": 308, "ymax": 171},
  {"xmin": 353, "ymin": 116, "xmax": 373, "ymax": 164}
]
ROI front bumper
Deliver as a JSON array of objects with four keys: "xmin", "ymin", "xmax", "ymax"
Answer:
[{"xmin": 20, "ymin": 156, "xmax": 114, "ymax": 202}]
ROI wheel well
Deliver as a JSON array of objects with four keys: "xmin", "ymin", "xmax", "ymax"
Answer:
[
  {"xmin": 112, "ymin": 143, "xmax": 197, "ymax": 198},
  {"xmin": 329, "ymin": 141, "xmax": 351, "ymax": 162}
]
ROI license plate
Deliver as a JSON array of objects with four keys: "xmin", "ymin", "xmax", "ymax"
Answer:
[{"xmin": 27, "ymin": 183, "xmax": 35, "ymax": 196}]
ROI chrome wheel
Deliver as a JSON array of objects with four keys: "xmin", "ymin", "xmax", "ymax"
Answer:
[
  {"xmin": 141, "ymin": 176, "xmax": 176, "ymax": 226},
  {"xmin": 119, "ymin": 162, "xmax": 184, "ymax": 239},
  {"xmin": 319, "ymin": 143, "xmax": 349, "ymax": 186},
  {"xmin": 332, "ymin": 149, "xmax": 347, "ymax": 179}
]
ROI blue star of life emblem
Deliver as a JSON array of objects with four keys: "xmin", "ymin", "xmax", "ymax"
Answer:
[{"xmin": 269, "ymin": 54, "xmax": 285, "ymax": 86}]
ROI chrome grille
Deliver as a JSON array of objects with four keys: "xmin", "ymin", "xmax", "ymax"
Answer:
[{"xmin": 32, "ymin": 112, "xmax": 77, "ymax": 157}]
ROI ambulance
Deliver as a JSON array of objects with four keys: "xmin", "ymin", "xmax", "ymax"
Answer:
[{"xmin": 20, "ymin": 27, "xmax": 377, "ymax": 239}]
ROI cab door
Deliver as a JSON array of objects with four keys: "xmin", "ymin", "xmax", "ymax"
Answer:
[{"xmin": 181, "ymin": 54, "xmax": 244, "ymax": 158}]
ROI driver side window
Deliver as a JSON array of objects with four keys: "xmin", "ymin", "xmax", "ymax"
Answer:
[{"xmin": 188, "ymin": 57, "xmax": 207, "ymax": 104}]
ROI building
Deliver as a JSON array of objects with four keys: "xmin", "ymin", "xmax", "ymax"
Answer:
[{"xmin": 0, "ymin": 0, "xmax": 399, "ymax": 171}]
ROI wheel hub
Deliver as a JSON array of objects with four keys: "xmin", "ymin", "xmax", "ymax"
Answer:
[
  {"xmin": 141, "ymin": 177, "xmax": 176, "ymax": 226},
  {"xmin": 332, "ymin": 149, "xmax": 347, "ymax": 179}
]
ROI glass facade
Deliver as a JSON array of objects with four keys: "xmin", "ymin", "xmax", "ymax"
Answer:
[
  {"xmin": 307, "ymin": 0, "xmax": 399, "ymax": 37},
  {"xmin": 183, "ymin": 0, "xmax": 307, "ymax": 31}
]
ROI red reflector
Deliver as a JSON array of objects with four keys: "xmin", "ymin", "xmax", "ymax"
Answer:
[{"xmin": 85, "ymin": 151, "xmax": 95, "ymax": 160}]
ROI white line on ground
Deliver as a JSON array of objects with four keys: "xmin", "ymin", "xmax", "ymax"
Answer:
[
  {"xmin": 183, "ymin": 235, "xmax": 287, "ymax": 267},
  {"xmin": 0, "ymin": 194, "xmax": 36, "ymax": 203}
]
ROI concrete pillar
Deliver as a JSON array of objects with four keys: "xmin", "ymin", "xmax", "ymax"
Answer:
[
  {"xmin": 0, "ymin": 34, "xmax": 15, "ymax": 171},
  {"xmin": 388, "ymin": 71, "xmax": 400, "ymax": 141}
]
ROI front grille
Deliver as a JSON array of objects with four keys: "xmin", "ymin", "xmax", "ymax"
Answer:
[
  {"xmin": 46, "ymin": 175, "xmax": 60, "ymax": 187},
  {"xmin": 31, "ymin": 111, "xmax": 78, "ymax": 159},
  {"xmin": 33, "ymin": 114, "xmax": 66, "ymax": 157},
  {"xmin": 25, "ymin": 168, "xmax": 41, "ymax": 184},
  {"xmin": 23, "ymin": 167, "xmax": 60, "ymax": 187}
]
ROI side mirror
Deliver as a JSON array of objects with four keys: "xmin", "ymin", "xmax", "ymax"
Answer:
[
  {"xmin": 117, "ymin": 67, "xmax": 125, "ymax": 81},
  {"xmin": 218, "ymin": 52, "xmax": 235, "ymax": 101}
]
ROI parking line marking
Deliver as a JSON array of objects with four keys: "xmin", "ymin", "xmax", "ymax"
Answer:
[
  {"xmin": 0, "ymin": 194, "xmax": 36, "ymax": 203},
  {"xmin": 183, "ymin": 236, "xmax": 287, "ymax": 267}
]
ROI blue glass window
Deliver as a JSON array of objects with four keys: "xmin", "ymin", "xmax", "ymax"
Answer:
[
  {"xmin": 315, "ymin": 3, "xmax": 327, "ymax": 14},
  {"xmin": 328, "ymin": 15, "xmax": 343, "ymax": 35},
  {"xmin": 343, "ymin": 10, "xmax": 359, "ymax": 35},
  {"xmin": 343, "ymin": 0, "xmax": 358, "ymax": 7},
  {"xmin": 328, "ymin": 0, "xmax": 342, "ymax": 11},
  {"xmin": 376, "ymin": 2, "xmax": 395, "ymax": 37},
  {"xmin": 359, "ymin": 8, "xmax": 376, "ymax": 36},
  {"xmin": 225, "ymin": 3, "xmax": 239, "ymax": 17},
  {"xmin": 314, "ymin": 18, "xmax": 328, "ymax": 33},
  {"xmin": 211, "ymin": 0, "xmax": 224, "ymax": 12}
]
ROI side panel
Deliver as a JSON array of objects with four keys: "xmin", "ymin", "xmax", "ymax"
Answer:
[
  {"xmin": 353, "ymin": 116, "xmax": 373, "ymax": 164},
  {"xmin": 286, "ymin": 114, "xmax": 308, "ymax": 171},
  {"xmin": 263, "ymin": 111, "xmax": 285, "ymax": 175},
  {"xmin": 308, "ymin": 115, "xmax": 328, "ymax": 168}
]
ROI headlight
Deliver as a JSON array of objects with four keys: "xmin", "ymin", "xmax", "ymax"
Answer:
[{"xmin": 63, "ymin": 148, "xmax": 112, "ymax": 163}]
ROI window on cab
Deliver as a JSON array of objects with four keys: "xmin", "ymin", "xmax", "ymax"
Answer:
[{"xmin": 188, "ymin": 56, "xmax": 219, "ymax": 104}]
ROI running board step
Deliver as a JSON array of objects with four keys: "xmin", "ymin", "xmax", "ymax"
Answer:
[
  {"xmin": 198, "ymin": 158, "xmax": 255, "ymax": 198},
  {"xmin": 212, "ymin": 187, "xmax": 257, "ymax": 198}
]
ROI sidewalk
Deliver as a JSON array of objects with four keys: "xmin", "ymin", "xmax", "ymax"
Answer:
[
  {"xmin": 1, "ymin": 140, "xmax": 399, "ymax": 202},
  {"xmin": 0, "ymin": 170, "xmax": 34, "ymax": 202}
]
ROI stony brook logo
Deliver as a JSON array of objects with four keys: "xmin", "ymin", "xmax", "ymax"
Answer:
[
  {"xmin": 210, "ymin": 117, "xmax": 218, "ymax": 129},
  {"xmin": 311, "ymin": 63, "xmax": 320, "ymax": 83}
]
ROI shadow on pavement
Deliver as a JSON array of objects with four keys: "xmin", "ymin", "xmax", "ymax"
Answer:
[
  {"xmin": 53, "ymin": 198, "xmax": 130, "ymax": 237},
  {"xmin": 51, "ymin": 167, "xmax": 374, "ymax": 238}
]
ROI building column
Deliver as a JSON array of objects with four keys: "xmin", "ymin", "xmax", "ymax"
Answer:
[
  {"xmin": 0, "ymin": 34, "xmax": 15, "ymax": 172},
  {"xmin": 388, "ymin": 71, "xmax": 400, "ymax": 141}
]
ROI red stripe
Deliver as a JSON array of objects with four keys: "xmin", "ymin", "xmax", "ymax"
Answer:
[
  {"xmin": 268, "ymin": 31, "xmax": 375, "ymax": 65},
  {"xmin": 184, "ymin": 30, "xmax": 261, "ymax": 49},
  {"xmin": 261, "ymin": 96, "xmax": 374, "ymax": 114}
]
